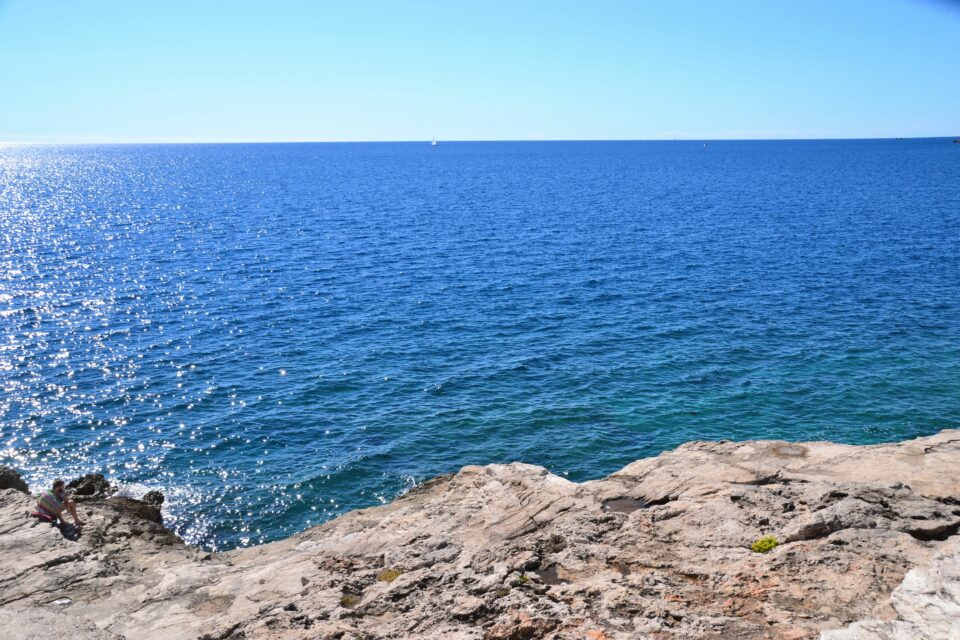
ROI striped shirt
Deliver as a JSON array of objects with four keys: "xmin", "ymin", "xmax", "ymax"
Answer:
[{"xmin": 37, "ymin": 490, "xmax": 64, "ymax": 519}]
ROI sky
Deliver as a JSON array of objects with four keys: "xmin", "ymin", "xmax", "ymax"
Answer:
[{"xmin": 0, "ymin": 0, "xmax": 957, "ymax": 142}]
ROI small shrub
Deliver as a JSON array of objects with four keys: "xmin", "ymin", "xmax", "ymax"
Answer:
[
  {"xmin": 496, "ymin": 588, "xmax": 510, "ymax": 598},
  {"xmin": 518, "ymin": 574, "xmax": 530, "ymax": 584},
  {"xmin": 339, "ymin": 595, "xmax": 358, "ymax": 608},
  {"xmin": 750, "ymin": 536, "xmax": 779, "ymax": 554},
  {"xmin": 377, "ymin": 568, "xmax": 402, "ymax": 583}
]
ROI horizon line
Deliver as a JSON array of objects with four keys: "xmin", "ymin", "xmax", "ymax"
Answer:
[{"xmin": 1, "ymin": 135, "xmax": 958, "ymax": 146}]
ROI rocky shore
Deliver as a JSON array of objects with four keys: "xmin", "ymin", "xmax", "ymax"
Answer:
[{"xmin": 1, "ymin": 431, "xmax": 958, "ymax": 639}]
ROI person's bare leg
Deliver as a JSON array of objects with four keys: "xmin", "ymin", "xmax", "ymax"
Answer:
[{"xmin": 65, "ymin": 501, "xmax": 85, "ymax": 526}]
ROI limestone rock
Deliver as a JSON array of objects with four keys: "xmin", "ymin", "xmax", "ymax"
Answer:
[
  {"xmin": 1, "ymin": 430, "xmax": 958, "ymax": 640},
  {"xmin": 0, "ymin": 605, "xmax": 121, "ymax": 639},
  {"xmin": 819, "ymin": 540, "xmax": 960, "ymax": 640}
]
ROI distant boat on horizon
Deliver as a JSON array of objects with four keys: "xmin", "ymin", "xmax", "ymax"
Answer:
[{"xmin": 431, "ymin": 138, "xmax": 438, "ymax": 147}]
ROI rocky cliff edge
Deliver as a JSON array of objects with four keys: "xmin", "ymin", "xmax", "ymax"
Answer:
[{"xmin": 1, "ymin": 430, "xmax": 959, "ymax": 640}]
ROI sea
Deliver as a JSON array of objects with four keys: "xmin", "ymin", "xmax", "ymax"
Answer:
[{"xmin": 1, "ymin": 139, "xmax": 958, "ymax": 550}]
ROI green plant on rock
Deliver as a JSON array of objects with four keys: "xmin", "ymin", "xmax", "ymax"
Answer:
[
  {"xmin": 750, "ymin": 535, "xmax": 779, "ymax": 554},
  {"xmin": 339, "ymin": 595, "xmax": 358, "ymax": 608},
  {"xmin": 518, "ymin": 574, "xmax": 530, "ymax": 584},
  {"xmin": 377, "ymin": 568, "xmax": 402, "ymax": 583},
  {"xmin": 496, "ymin": 588, "xmax": 510, "ymax": 598}
]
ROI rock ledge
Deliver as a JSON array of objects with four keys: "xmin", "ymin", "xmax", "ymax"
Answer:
[{"xmin": 2, "ymin": 430, "xmax": 959, "ymax": 639}]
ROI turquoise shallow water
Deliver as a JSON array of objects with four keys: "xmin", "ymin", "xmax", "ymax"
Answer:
[{"xmin": 1, "ymin": 139, "xmax": 958, "ymax": 549}]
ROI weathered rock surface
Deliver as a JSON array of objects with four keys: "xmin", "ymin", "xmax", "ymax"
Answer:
[
  {"xmin": 819, "ymin": 539, "xmax": 960, "ymax": 640},
  {"xmin": 1, "ymin": 430, "xmax": 958, "ymax": 639}
]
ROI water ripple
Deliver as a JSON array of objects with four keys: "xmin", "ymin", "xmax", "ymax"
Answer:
[{"xmin": 1, "ymin": 140, "xmax": 958, "ymax": 549}]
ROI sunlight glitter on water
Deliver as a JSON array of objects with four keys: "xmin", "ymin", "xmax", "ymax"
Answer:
[{"xmin": 1, "ymin": 141, "xmax": 959, "ymax": 549}]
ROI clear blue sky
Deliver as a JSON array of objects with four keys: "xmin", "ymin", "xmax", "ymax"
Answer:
[{"xmin": 1, "ymin": 0, "xmax": 957, "ymax": 142}]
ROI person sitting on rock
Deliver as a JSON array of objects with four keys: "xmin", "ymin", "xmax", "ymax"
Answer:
[{"xmin": 33, "ymin": 479, "xmax": 85, "ymax": 527}]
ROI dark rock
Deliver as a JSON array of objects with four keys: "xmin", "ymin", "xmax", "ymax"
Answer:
[
  {"xmin": 0, "ymin": 466, "xmax": 29, "ymax": 493},
  {"xmin": 142, "ymin": 490, "xmax": 165, "ymax": 507},
  {"xmin": 106, "ymin": 496, "xmax": 163, "ymax": 525},
  {"xmin": 67, "ymin": 473, "xmax": 114, "ymax": 500},
  {"xmin": 543, "ymin": 534, "xmax": 566, "ymax": 553}
]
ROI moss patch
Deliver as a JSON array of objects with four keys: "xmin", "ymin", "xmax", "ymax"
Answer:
[
  {"xmin": 339, "ymin": 595, "xmax": 358, "ymax": 608},
  {"xmin": 377, "ymin": 568, "xmax": 402, "ymax": 583},
  {"xmin": 750, "ymin": 535, "xmax": 779, "ymax": 553}
]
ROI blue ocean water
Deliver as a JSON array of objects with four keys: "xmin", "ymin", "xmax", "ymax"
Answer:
[{"xmin": 1, "ymin": 139, "xmax": 958, "ymax": 549}]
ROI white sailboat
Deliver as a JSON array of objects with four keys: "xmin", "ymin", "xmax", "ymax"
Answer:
[{"xmin": 431, "ymin": 138, "xmax": 438, "ymax": 147}]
